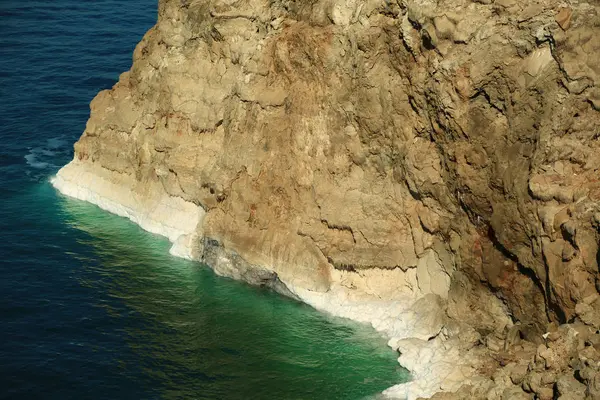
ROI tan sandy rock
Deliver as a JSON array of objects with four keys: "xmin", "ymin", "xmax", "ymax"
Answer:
[{"xmin": 53, "ymin": 0, "xmax": 600, "ymax": 398}]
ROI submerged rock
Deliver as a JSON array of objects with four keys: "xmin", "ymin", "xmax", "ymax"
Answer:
[{"xmin": 54, "ymin": 0, "xmax": 600, "ymax": 398}]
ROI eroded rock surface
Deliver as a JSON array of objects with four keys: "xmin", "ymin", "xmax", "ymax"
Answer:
[{"xmin": 54, "ymin": 0, "xmax": 600, "ymax": 398}]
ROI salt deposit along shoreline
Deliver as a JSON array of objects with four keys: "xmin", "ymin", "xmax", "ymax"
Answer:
[
  {"xmin": 51, "ymin": 160, "xmax": 482, "ymax": 400},
  {"xmin": 51, "ymin": 161, "xmax": 205, "ymax": 260}
]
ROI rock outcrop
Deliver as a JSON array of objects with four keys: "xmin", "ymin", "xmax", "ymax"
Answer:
[{"xmin": 53, "ymin": 0, "xmax": 600, "ymax": 398}]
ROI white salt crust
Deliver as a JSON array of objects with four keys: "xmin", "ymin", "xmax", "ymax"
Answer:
[
  {"xmin": 52, "ymin": 160, "xmax": 471, "ymax": 400},
  {"xmin": 51, "ymin": 161, "xmax": 204, "ymax": 260}
]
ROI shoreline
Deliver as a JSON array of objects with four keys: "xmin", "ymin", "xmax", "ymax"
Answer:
[
  {"xmin": 51, "ymin": 160, "xmax": 480, "ymax": 400},
  {"xmin": 51, "ymin": 161, "xmax": 204, "ymax": 260}
]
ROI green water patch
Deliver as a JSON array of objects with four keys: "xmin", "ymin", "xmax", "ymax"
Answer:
[{"xmin": 55, "ymin": 190, "xmax": 409, "ymax": 399}]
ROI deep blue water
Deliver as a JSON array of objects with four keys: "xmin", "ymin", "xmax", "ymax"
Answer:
[{"xmin": 0, "ymin": 1, "xmax": 407, "ymax": 399}]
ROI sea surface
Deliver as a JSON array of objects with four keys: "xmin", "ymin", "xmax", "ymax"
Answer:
[{"xmin": 0, "ymin": 1, "xmax": 408, "ymax": 399}]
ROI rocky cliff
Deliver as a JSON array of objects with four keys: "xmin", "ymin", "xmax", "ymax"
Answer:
[{"xmin": 52, "ymin": 0, "xmax": 600, "ymax": 398}]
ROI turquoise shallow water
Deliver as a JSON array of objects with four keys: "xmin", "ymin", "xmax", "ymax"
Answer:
[{"xmin": 0, "ymin": 1, "xmax": 408, "ymax": 399}]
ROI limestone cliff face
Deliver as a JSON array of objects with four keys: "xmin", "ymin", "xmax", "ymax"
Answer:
[{"xmin": 58, "ymin": 0, "xmax": 600, "ymax": 398}]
